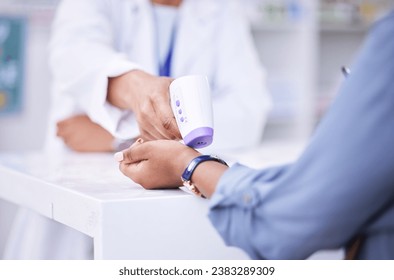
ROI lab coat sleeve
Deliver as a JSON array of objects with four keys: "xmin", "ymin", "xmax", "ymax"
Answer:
[
  {"xmin": 208, "ymin": 12, "xmax": 394, "ymax": 259},
  {"xmin": 209, "ymin": 0, "xmax": 271, "ymax": 152},
  {"xmin": 49, "ymin": 0, "xmax": 140, "ymax": 139}
]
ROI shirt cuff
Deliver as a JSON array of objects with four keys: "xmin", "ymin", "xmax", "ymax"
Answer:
[
  {"xmin": 209, "ymin": 163, "xmax": 292, "ymax": 208},
  {"xmin": 207, "ymin": 163, "xmax": 291, "ymax": 259},
  {"xmin": 209, "ymin": 163, "xmax": 263, "ymax": 209}
]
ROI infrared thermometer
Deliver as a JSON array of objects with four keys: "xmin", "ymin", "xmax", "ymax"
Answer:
[{"xmin": 169, "ymin": 75, "xmax": 214, "ymax": 149}]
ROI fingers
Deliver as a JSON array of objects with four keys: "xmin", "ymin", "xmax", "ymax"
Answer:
[
  {"xmin": 114, "ymin": 138, "xmax": 145, "ymax": 163},
  {"xmin": 135, "ymin": 99, "xmax": 176, "ymax": 141},
  {"xmin": 158, "ymin": 107, "xmax": 181, "ymax": 140},
  {"xmin": 119, "ymin": 160, "xmax": 146, "ymax": 187},
  {"xmin": 123, "ymin": 138, "xmax": 147, "ymax": 164},
  {"xmin": 140, "ymin": 80, "xmax": 181, "ymax": 140},
  {"xmin": 141, "ymin": 115, "xmax": 179, "ymax": 141},
  {"xmin": 56, "ymin": 119, "xmax": 71, "ymax": 139},
  {"xmin": 114, "ymin": 151, "xmax": 124, "ymax": 162},
  {"xmin": 116, "ymin": 138, "xmax": 148, "ymax": 185},
  {"xmin": 138, "ymin": 115, "xmax": 168, "ymax": 141},
  {"xmin": 151, "ymin": 92, "xmax": 181, "ymax": 140}
]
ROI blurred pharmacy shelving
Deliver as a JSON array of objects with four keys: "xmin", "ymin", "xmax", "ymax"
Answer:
[
  {"xmin": 0, "ymin": 0, "xmax": 57, "ymax": 26},
  {"xmin": 245, "ymin": 0, "xmax": 318, "ymax": 141},
  {"xmin": 317, "ymin": 0, "xmax": 392, "ymax": 120},
  {"xmin": 246, "ymin": 0, "xmax": 393, "ymax": 141}
]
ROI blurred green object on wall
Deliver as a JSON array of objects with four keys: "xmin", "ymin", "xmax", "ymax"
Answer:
[{"xmin": 0, "ymin": 16, "xmax": 25, "ymax": 115}]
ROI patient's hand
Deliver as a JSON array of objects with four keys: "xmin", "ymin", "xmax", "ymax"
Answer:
[
  {"xmin": 117, "ymin": 139, "xmax": 200, "ymax": 189},
  {"xmin": 57, "ymin": 115, "xmax": 114, "ymax": 152}
]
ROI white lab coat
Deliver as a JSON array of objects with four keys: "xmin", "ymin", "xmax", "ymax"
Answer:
[
  {"xmin": 46, "ymin": 0, "xmax": 270, "ymax": 153},
  {"xmin": 4, "ymin": 0, "xmax": 270, "ymax": 260}
]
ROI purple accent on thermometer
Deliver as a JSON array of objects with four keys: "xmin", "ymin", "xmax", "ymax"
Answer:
[{"xmin": 183, "ymin": 127, "xmax": 213, "ymax": 148}]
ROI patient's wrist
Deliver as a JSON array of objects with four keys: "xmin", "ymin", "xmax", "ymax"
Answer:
[
  {"xmin": 181, "ymin": 155, "xmax": 228, "ymax": 198},
  {"xmin": 176, "ymin": 148, "xmax": 200, "ymax": 177}
]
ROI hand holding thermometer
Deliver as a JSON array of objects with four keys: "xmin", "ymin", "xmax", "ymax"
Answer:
[{"xmin": 169, "ymin": 75, "xmax": 214, "ymax": 149}]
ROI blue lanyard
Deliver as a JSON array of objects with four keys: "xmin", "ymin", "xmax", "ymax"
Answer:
[{"xmin": 158, "ymin": 22, "xmax": 177, "ymax": 77}]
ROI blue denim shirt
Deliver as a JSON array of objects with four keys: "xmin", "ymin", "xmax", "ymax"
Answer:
[{"xmin": 208, "ymin": 11, "xmax": 394, "ymax": 260}]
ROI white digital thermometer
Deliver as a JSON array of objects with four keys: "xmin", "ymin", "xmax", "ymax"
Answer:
[{"xmin": 169, "ymin": 75, "xmax": 214, "ymax": 149}]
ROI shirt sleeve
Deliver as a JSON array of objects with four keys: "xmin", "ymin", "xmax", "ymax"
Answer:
[
  {"xmin": 49, "ymin": 0, "xmax": 140, "ymax": 139},
  {"xmin": 208, "ymin": 11, "xmax": 394, "ymax": 259}
]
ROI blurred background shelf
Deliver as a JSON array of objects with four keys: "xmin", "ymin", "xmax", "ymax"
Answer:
[
  {"xmin": 251, "ymin": 22, "xmax": 305, "ymax": 32},
  {"xmin": 319, "ymin": 23, "xmax": 369, "ymax": 32},
  {"xmin": 245, "ymin": 0, "xmax": 392, "ymax": 140}
]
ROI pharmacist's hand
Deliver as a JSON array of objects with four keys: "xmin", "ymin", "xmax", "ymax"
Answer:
[
  {"xmin": 115, "ymin": 139, "xmax": 200, "ymax": 189},
  {"xmin": 108, "ymin": 70, "xmax": 181, "ymax": 141},
  {"xmin": 57, "ymin": 115, "xmax": 114, "ymax": 152}
]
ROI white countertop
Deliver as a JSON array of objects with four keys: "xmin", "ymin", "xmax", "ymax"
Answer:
[
  {"xmin": 0, "ymin": 140, "xmax": 307, "ymax": 204},
  {"xmin": 0, "ymin": 141, "xmax": 316, "ymax": 259}
]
